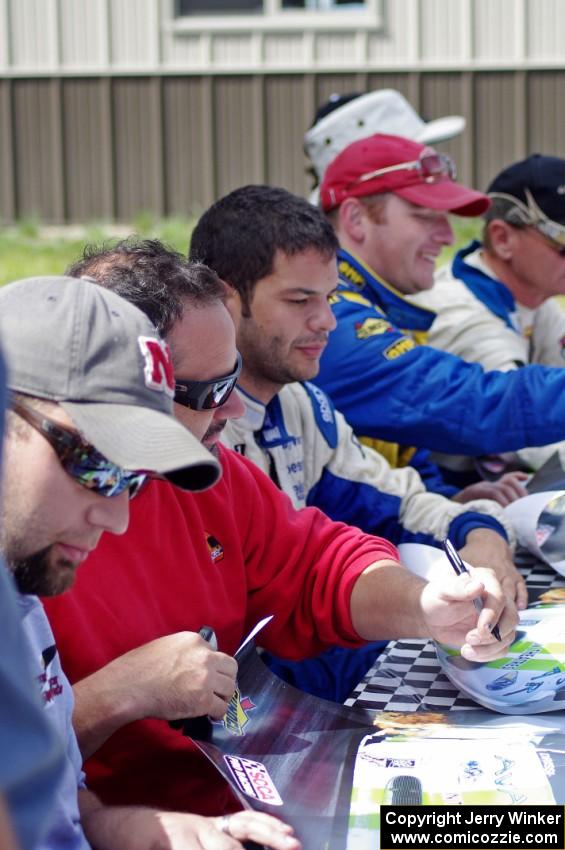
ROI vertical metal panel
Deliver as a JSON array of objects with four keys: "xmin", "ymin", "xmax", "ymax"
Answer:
[
  {"xmin": 528, "ymin": 0, "xmax": 565, "ymax": 62},
  {"xmin": 4, "ymin": 69, "xmax": 565, "ymax": 224},
  {"xmin": 420, "ymin": 73, "xmax": 468, "ymax": 180},
  {"xmin": 264, "ymin": 76, "xmax": 308, "ymax": 195},
  {"xmin": 112, "ymin": 78, "xmax": 164, "ymax": 219},
  {"xmin": 527, "ymin": 71, "xmax": 565, "ymax": 156},
  {"xmin": 9, "ymin": 0, "xmax": 59, "ymax": 69},
  {"xmin": 110, "ymin": 0, "xmax": 157, "ymax": 67},
  {"xmin": 12, "ymin": 79, "xmax": 65, "ymax": 220},
  {"xmin": 62, "ymin": 78, "xmax": 114, "ymax": 221},
  {"xmin": 161, "ymin": 76, "xmax": 216, "ymax": 216},
  {"xmin": 367, "ymin": 0, "xmax": 417, "ymax": 66},
  {"xmin": 0, "ymin": 80, "xmax": 15, "ymax": 221},
  {"xmin": 473, "ymin": 72, "xmax": 526, "ymax": 191},
  {"xmin": 473, "ymin": 0, "xmax": 524, "ymax": 64},
  {"xmin": 419, "ymin": 0, "xmax": 466, "ymax": 63},
  {"xmin": 59, "ymin": 0, "xmax": 108, "ymax": 68},
  {"xmin": 213, "ymin": 76, "xmax": 264, "ymax": 198}
]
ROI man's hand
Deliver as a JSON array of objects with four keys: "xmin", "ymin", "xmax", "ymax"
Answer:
[
  {"xmin": 453, "ymin": 471, "xmax": 529, "ymax": 507},
  {"xmin": 420, "ymin": 570, "xmax": 519, "ymax": 662},
  {"xmin": 74, "ymin": 632, "xmax": 237, "ymax": 759},
  {"xmin": 80, "ymin": 791, "xmax": 300, "ymax": 850},
  {"xmin": 458, "ymin": 527, "xmax": 528, "ymax": 610}
]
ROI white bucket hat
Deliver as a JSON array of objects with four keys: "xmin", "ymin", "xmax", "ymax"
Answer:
[{"xmin": 305, "ymin": 88, "xmax": 466, "ymax": 184}]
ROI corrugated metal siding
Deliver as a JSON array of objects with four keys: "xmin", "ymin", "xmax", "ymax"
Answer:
[
  {"xmin": 2, "ymin": 0, "xmax": 565, "ymax": 75},
  {"xmin": 112, "ymin": 78, "xmax": 164, "ymax": 218},
  {"xmin": 62, "ymin": 78, "xmax": 114, "ymax": 220},
  {"xmin": 2, "ymin": 69, "xmax": 565, "ymax": 223},
  {"xmin": 12, "ymin": 79, "xmax": 65, "ymax": 220},
  {"xmin": 527, "ymin": 71, "xmax": 565, "ymax": 156}
]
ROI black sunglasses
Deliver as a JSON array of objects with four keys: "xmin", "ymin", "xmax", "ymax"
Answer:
[
  {"xmin": 174, "ymin": 352, "xmax": 242, "ymax": 411},
  {"xmin": 12, "ymin": 398, "xmax": 147, "ymax": 499}
]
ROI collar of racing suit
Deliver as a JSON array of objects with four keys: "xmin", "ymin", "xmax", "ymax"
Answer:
[
  {"xmin": 452, "ymin": 240, "xmax": 517, "ymax": 331},
  {"xmin": 234, "ymin": 386, "xmax": 297, "ymax": 449},
  {"xmin": 336, "ymin": 247, "xmax": 437, "ymax": 332}
]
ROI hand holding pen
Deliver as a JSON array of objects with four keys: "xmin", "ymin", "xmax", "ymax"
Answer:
[{"xmin": 442, "ymin": 537, "xmax": 502, "ymax": 642}]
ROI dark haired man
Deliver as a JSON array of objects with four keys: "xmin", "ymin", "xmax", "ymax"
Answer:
[
  {"xmin": 314, "ymin": 133, "xmax": 565, "ymax": 494},
  {"xmin": 189, "ymin": 183, "xmax": 524, "ymax": 698},
  {"xmin": 411, "ymin": 153, "xmax": 565, "ymax": 480},
  {"xmin": 44, "ymin": 240, "xmax": 517, "ymax": 824},
  {"xmin": 1, "ymin": 277, "xmax": 291, "ymax": 849}
]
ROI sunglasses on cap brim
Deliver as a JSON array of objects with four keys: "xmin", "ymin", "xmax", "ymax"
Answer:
[
  {"xmin": 174, "ymin": 351, "xmax": 242, "ymax": 411},
  {"xmin": 489, "ymin": 189, "xmax": 565, "ymax": 255},
  {"xmin": 350, "ymin": 148, "xmax": 457, "ymax": 191},
  {"xmin": 11, "ymin": 397, "xmax": 148, "ymax": 499}
]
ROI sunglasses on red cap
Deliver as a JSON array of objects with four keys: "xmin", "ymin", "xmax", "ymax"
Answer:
[
  {"xmin": 349, "ymin": 148, "xmax": 457, "ymax": 192},
  {"xmin": 174, "ymin": 352, "xmax": 242, "ymax": 411},
  {"xmin": 12, "ymin": 398, "xmax": 147, "ymax": 498}
]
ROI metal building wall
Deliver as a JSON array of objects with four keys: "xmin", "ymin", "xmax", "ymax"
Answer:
[{"xmin": 1, "ymin": 69, "xmax": 565, "ymax": 224}]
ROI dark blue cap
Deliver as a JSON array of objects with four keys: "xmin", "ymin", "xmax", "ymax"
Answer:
[{"xmin": 488, "ymin": 154, "xmax": 565, "ymax": 225}]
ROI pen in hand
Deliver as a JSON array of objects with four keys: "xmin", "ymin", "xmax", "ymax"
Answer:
[
  {"xmin": 441, "ymin": 538, "xmax": 502, "ymax": 642},
  {"xmin": 169, "ymin": 626, "xmax": 218, "ymax": 738}
]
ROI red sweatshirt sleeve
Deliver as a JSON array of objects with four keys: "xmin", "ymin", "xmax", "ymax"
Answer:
[{"xmin": 219, "ymin": 449, "xmax": 400, "ymax": 659}]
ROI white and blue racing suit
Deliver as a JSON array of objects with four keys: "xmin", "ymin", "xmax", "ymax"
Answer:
[{"xmin": 410, "ymin": 241, "xmax": 565, "ymax": 475}]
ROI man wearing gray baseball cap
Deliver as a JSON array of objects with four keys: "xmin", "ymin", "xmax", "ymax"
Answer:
[{"xmin": 0, "ymin": 276, "xmax": 297, "ymax": 850}]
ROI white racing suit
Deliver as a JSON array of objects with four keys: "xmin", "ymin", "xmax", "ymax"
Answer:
[{"xmin": 412, "ymin": 241, "xmax": 565, "ymax": 475}]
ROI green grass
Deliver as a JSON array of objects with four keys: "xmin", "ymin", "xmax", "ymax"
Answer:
[
  {"xmin": 0, "ymin": 215, "xmax": 479, "ymax": 287},
  {"xmin": 0, "ymin": 217, "xmax": 195, "ymax": 287},
  {"xmin": 0, "ymin": 215, "xmax": 481, "ymax": 288}
]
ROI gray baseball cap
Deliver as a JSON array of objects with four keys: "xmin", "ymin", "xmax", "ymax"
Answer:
[{"xmin": 0, "ymin": 275, "xmax": 221, "ymax": 491}]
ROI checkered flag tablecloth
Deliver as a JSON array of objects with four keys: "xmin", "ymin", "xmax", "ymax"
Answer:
[{"xmin": 345, "ymin": 551, "xmax": 565, "ymax": 713}]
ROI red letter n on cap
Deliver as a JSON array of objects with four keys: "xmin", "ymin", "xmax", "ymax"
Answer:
[{"xmin": 138, "ymin": 337, "xmax": 175, "ymax": 398}]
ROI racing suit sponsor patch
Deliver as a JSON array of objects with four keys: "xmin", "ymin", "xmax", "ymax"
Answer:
[
  {"xmin": 355, "ymin": 317, "xmax": 392, "ymax": 339},
  {"xmin": 382, "ymin": 337, "xmax": 416, "ymax": 360},
  {"xmin": 338, "ymin": 259, "xmax": 365, "ymax": 288}
]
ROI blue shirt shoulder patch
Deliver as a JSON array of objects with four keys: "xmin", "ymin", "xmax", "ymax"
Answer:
[{"xmin": 303, "ymin": 382, "xmax": 338, "ymax": 449}]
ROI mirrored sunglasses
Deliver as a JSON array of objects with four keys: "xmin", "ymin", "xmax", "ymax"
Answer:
[
  {"xmin": 351, "ymin": 148, "xmax": 457, "ymax": 190},
  {"xmin": 12, "ymin": 398, "xmax": 147, "ymax": 499},
  {"xmin": 489, "ymin": 189, "xmax": 565, "ymax": 257},
  {"xmin": 174, "ymin": 351, "xmax": 242, "ymax": 411}
]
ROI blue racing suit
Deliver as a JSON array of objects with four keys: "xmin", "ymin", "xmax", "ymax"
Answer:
[{"xmin": 316, "ymin": 248, "xmax": 565, "ymax": 463}]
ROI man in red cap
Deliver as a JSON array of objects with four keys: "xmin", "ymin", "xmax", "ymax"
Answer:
[{"xmin": 315, "ymin": 133, "xmax": 565, "ymax": 493}]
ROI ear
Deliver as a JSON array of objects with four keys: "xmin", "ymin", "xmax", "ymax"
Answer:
[
  {"xmin": 338, "ymin": 197, "xmax": 368, "ymax": 244},
  {"xmin": 222, "ymin": 280, "xmax": 242, "ymax": 328},
  {"xmin": 485, "ymin": 220, "xmax": 518, "ymax": 261}
]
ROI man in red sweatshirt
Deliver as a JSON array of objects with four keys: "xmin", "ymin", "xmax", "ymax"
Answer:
[{"xmin": 44, "ymin": 241, "xmax": 518, "ymax": 819}]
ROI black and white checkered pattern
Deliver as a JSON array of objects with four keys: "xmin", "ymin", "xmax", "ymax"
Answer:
[{"xmin": 346, "ymin": 551, "xmax": 565, "ymax": 713}]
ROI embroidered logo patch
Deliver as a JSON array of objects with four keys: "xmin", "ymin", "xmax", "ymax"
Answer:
[
  {"xmin": 355, "ymin": 317, "xmax": 392, "ymax": 339},
  {"xmin": 206, "ymin": 533, "xmax": 224, "ymax": 563},
  {"xmin": 138, "ymin": 336, "xmax": 175, "ymax": 397},
  {"xmin": 338, "ymin": 259, "xmax": 365, "ymax": 288},
  {"xmin": 223, "ymin": 755, "xmax": 283, "ymax": 806},
  {"xmin": 382, "ymin": 337, "xmax": 415, "ymax": 360},
  {"xmin": 38, "ymin": 645, "xmax": 63, "ymax": 704},
  {"xmin": 223, "ymin": 687, "xmax": 256, "ymax": 736}
]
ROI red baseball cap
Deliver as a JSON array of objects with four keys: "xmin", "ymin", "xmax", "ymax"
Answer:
[{"xmin": 319, "ymin": 133, "xmax": 489, "ymax": 217}]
